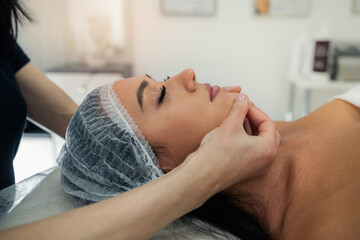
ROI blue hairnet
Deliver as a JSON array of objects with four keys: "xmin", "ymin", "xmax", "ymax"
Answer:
[{"xmin": 57, "ymin": 83, "xmax": 164, "ymax": 206}]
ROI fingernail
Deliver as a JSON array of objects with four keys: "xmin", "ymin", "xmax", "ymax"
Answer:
[{"xmin": 236, "ymin": 93, "xmax": 246, "ymax": 101}]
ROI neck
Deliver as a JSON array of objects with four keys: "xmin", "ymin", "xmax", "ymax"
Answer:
[{"xmin": 228, "ymin": 151, "xmax": 294, "ymax": 238}]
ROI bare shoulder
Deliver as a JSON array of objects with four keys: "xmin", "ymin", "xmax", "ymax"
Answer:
[
  {"xmin": 275, "ymin": 98, "xmax": 360, "ymax": 135},
  {"xmin": 318, "ymin": 98, "xmax": 360, "ymax": 115},
  {"xmin": 286, "ymin": 99, "xmax": 360, "ymax": 131},
  {"xmin": 307, "ymin": 99, "xmax": 360, "ymax": 129}
]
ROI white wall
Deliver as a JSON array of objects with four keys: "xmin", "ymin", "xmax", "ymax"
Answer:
[
  {"xmin": 129, "ymin": 0, "xmax": 360, "ymax": 120},
  {"xmin": 17, "ymin": 0, "xmax": 69, "ymax": 70},
  {"xmin": 17, "ymin": 0, "xmax": 133, "ymax": 71},
  {"xmin": 17, "ymin": 0, "xmax": 360, "ymax": 120}
]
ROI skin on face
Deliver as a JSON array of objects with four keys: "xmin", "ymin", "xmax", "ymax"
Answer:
[{"xmin": 113, "ymin": 68, "xmax": 242, "ymax": 172}]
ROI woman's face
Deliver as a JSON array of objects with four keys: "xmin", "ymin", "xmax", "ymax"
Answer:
[{"xmin": 113, "ymin": 68, "xmax": 242, "ymax": 172}]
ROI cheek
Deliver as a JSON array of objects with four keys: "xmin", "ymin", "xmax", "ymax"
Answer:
[
  {"xmin": 155, "ymin": 108, "xmax": 209, "ymax": 165},
  {"xmin": 165, "ymin": 94, "xmax": 236, "ymax": 147},
  {"xmin": 145, "ymin": 93, "xmax": 237, "ymax": 167}
]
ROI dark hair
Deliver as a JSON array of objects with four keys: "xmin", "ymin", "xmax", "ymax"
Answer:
[
  {"xmin": 179, "ymin": 192, "xmax": 272, "ymax": 240},
  {"xmin": 0, "ymin": 0, "xmax": 32, "ymax": 50}
]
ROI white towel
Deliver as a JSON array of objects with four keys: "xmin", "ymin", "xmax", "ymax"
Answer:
[{"xmin": 331, "ymin": 84, "xmax": 360, "ymax": 108}]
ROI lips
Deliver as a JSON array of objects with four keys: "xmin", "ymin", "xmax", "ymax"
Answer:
[
  {"xmin": 211, "ymin": 86, "xmax": 220, "ymax": 101},
  {"xmin": 205, "ymin": 83, "xmax": 220, "ymax": 102}
]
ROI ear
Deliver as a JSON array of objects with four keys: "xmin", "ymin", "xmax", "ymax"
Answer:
[{"xmin": 153, "ymin": 146, "xmax": 176, "ymax": 173}]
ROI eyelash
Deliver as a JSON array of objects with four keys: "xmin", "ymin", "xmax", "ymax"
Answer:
[
  {"xmin": 158, "ymin": 76, "xmax": 169, "ymax": 104},
  {"xmin": 145, "ymin": 74, "xmax": 169, "ymax": 82},
  {"xmin": 158, "ymin": 86, "xmax": 166, "ymax": 104}
]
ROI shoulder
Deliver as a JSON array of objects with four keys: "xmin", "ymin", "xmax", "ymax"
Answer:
[
  {"xmin": 276, "ymin": 98, "xmax": 360, "ymax": 140},
  {"xmin": 297, "ymin": 99, "xmax": 359, "ymax": 128},
  {"xmin": 331, "ymin": 85, "xmax": 360, "ymax": 109},
  {"xmin": 7, "ymin": 43, "xmax": 30, "ymax": 73},
  {"xmin": 319, "ymin": 99, "xmax": 360, "ymax": 123}
]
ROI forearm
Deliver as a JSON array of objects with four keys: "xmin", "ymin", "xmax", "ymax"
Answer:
[
  {"xmin": 15, "ymin": 62, "xmax": 77, "ymax": 138},
  {"xmin": 0, "ymin": 156, "xmax": 217, "ymax": 240},
  {"xmin": 96, "ymin": 162, "xmax": 215, "ymax": 239}
]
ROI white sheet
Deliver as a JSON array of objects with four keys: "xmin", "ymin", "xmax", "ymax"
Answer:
[
  {"xmin": 0, "ymin": 167, "xmax": 236, "ymax": 239},
  {"xmin": 331, "ymin": 84, "xmax": 360, "ymax": 108}
]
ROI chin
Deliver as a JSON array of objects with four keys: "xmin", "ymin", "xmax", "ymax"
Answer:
[{"xmin": 221, "ymin": 94, "xmax": 237, "ymax": 112}]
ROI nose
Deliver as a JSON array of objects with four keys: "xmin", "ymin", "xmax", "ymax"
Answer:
[{"xmin": 173, "ymin": 68, "xmax": 197, "ymax": 92}]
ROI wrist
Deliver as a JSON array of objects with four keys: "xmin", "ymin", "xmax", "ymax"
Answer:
[{"xmin": 175, "ymin": 151, "xmax": 222, "ymax": 206}]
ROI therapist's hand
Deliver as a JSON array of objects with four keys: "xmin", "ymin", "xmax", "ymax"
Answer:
[{"xmin": 184, "ymin": 92, "xmax": 281, "ymax": 194}]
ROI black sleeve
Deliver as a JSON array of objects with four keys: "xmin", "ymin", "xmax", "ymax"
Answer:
[{"xmin": 9, "ymin": 43, "xmax": 30, "ymax": 74}]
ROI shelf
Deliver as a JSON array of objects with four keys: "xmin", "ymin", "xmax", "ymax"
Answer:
[
  {"xmin": 289, "ymin": 74, "xmax": 360, "ymax": 90},
  {"xmin": 286, "ymin": 74, "xmax": 360, "ymax": 121}
]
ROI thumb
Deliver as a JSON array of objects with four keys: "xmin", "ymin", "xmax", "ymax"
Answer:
[{"xmin": 221, "ymin": 93, "xmax": 249, "ymax": 132}]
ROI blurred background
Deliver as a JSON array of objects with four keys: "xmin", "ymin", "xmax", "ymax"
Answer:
[{"xmin": 14, "ymin": 0, "xmax": 360, "ymax": 181}]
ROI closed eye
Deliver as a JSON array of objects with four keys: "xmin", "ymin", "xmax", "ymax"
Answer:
[{"xmin": 158, "ymin": 86, "xmax": 166, "ymax": 105}]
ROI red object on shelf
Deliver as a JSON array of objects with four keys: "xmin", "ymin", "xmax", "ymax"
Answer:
[{"xmin": 313, "ymin": 41, "xmax": 330, "ymax": 72}]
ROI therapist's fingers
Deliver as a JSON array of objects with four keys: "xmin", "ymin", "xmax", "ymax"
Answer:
[
  {"xmin": 244, "ymin": 117, "xmax": 252, "ymax": 135},
  {"xmin": 220, "ymin": 93, "xmax": 249, "ymax": 132},
  {"xmin": 221, "ymin": 93, "xmax": 249, "ymax": 132},
  {"xmin": 222, "ymin": 86, "xmax": 241, "ymax": 93},
  {"xmin": 247, "ymin": 106, "xmax": 277, "ymax": 143},
  {"xmin": 247, "ymin": 106, "xmax": 271, "ymax": 128}
]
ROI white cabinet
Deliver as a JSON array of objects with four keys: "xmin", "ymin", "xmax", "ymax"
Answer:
[
  {"xmin": 286, "ymin": 74, "xmax": 360, "ymax": 121},
  {"xmin": 46, "ymin": 72, "xmax": 123, "ymax": 105}
]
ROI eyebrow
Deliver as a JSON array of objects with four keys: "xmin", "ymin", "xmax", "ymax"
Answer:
[{"xmin": 137, "ymin": 80, "xmax": 149, "ymax": 110}]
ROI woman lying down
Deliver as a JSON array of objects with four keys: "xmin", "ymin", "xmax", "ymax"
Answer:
[{"xmin": 58, "ymin": 68, "xmax": 360, "ymax": 240}]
